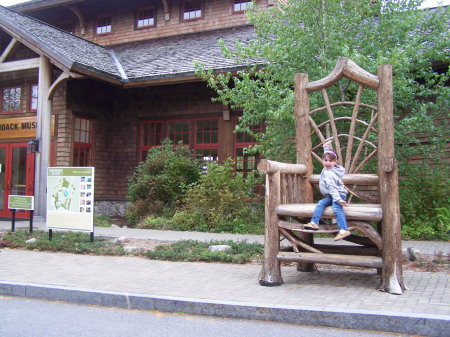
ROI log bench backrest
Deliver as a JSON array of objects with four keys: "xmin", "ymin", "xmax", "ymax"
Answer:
[{"xmin": 295, "ymin": 57, "xmax": 385, "ymax": 205}]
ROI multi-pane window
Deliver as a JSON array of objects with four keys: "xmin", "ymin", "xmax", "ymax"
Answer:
[
  {"xmin": 96, "ymin": 15, "xmax": 112, "ymax": 35},
  {"xmin": 2, "ymin": 86, "xmax": 21, "ymax": 113},
  {"xmin": 73, "ymin": 116, "xmax": 93, "ymax": 167},
  {"xmin": 30, "ymin": 84, "xmax": 38, "ymax": 112},
  {"xmin": 137, "ymin": 7, "xmax": 155, "ymax": 28},
  {"xmin": 140, "ymin": 121, "xmax": 163, "ymax": 161},
  {"xmin": 183, "ymin": 0, "xmax": 202, "ymax": 20},
  {"xmin": 233, "ymin": 0, "xmax": 252, "ymax": 12},
  {"xmin": 234, "ymin": 116, "xmax": 262, "ymax": 193},
  {"xmin": 167, "ymin": 120, "xmax": 190, "ymax": 145},
  {"xmin": 194, "ymin": 118, "xmax": 219, "ymax": 166}
]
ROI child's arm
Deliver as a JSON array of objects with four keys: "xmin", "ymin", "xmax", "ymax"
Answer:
[{"xmin": 338, "ymin": 199, "xmax": 348, "ymax": 207}]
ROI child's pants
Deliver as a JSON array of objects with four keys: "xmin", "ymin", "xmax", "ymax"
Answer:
[{"xmin": 311, "ymin": 194, "xmax": 348, "ymax": 230}]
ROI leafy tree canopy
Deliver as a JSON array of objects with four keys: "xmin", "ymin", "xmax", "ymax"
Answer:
[{"xmin": 195, "ymin": 0, "xmax": 449, "ymax": 165}]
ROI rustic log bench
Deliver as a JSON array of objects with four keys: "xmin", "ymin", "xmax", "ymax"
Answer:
[{"xmin": 257, "ymin": 57, "xmax": 404, "ymax": 294}]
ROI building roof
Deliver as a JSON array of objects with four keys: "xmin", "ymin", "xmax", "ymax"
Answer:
[{"xmin": 0, "ymin": 4, "xmax": 257, "ymax": 86}]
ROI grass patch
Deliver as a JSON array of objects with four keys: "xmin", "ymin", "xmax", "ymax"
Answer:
[
  {"xmin": 145, "ymin": 240, "xmax": 264, "ymax": 264},
  {"xmin": 0, "ymin": 230, "xmax": 264, "ymax": 264},
  {"xmin": 94, "ymin": 214, "xmax": 111, "ymax": 227},
  {"xmin": 0, "ymin": 230, "xmax": 125, "ymax": 256}
]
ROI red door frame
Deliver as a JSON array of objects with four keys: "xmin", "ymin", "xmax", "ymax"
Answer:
[{"xmin": 0, "ymin": 142, "xmax": 35, "ymax": 218}]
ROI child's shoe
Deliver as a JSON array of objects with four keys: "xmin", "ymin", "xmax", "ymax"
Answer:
[
  {"xmin": 303, "ymin": 222, "xmax": 319, "ymax": 230},
  {"xmin": 334, "ymin": 230, "xmax": 351, "ymax": 241}
]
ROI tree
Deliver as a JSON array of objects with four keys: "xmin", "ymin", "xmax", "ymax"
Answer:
[{"xmin": 196, "ymin": 0, "xmax": 449, "ymax": 239}]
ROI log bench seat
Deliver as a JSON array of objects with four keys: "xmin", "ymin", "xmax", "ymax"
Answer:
[
  {"xmin": 275, "ymin": 203, "xmax": 383, "ymax": 221},
  {"xmin": 277, "ymin": 251, "xmax": 383, "ymax": 268}
]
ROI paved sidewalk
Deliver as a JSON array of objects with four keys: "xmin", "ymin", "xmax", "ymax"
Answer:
[{"xmin": 1, "ymin": 220, "xmax": 449, "ymax": 336}]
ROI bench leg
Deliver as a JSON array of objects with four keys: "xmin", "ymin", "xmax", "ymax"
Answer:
[{"xmin": 296, "ymin": 232, "xmax": 315, "ymax": 272}]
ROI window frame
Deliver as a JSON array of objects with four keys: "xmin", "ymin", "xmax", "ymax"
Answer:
[
  {"xmin": 1, "ymin": 86, "xmax": 21, "ymax": 114},
  {"xmin": 194, "ymin": 117, "xmax": 220, "ymax": 163},
  {"xmin": 30, "ymin": 84, "xmax": 38, "ymax": 112},
  {"xmin": 233, "ymin": 116, "xmax": 263, "ymax": 194},
  {"xmin": 136, "ymin": 6, "xmax": 156, "ymax": 29},
  {"xmin": 167, "ymin": 119, "xmax": 191, "ymax": 147},
  {"xmin": 95, "ymin": 14, "xmax": 112, "ymax": 35},
  {"xmin": 73, "ymin": 116, "xmax": 94, "ymax": 167},
  {"xmin": 139, "ymin": 120, "xmax": 164, "ymax": 161},
  {"xmin": 182, "ymin": 0, "xmax": 203, "ymax": 21},
  {"xmin": 233, "ymin": 0, "xmax": 253, "ymax": 13}
]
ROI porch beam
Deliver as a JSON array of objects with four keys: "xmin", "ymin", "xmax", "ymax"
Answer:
[
  {"xmin": 0, "ymin": 58, "xmax": 40, "ymax": 72},
  {"xmin": 0, "ymin": 38, "xmax": 19, "ymax": 63}
]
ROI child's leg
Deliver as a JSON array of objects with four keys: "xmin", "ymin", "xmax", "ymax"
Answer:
[
  {"xmin": 332, "ymin": 194, "xmax": 350, "ymax": 241},
  {"xmin": 310, "ymin": 196, "xmax": 332, "ymax": 225}
]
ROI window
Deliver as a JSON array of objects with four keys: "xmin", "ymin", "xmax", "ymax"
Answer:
[
  {"xmin": 73, "ymin": 116, "xmax": 94, "ymax": 167},
  {"xmin": 183, "ymin": 0, "xmax": 202, "ymax": 20},
  {"xmin": 234, "ymin": 116, "xmax": 262, "ymax": 193},
  {"xmin": 194, "ymin": 118, "xmax": 219, "ymax": 167},
  {"xmin": 96, "ymin": 15, "xmax": 111, "ymax": 35},
  {"xmin": 30, "ymin": 84, "xmax": 38, "ymax": 112},
  {"xmin": 2, "ymin": 86, "xmax": 21, "ymax": 113},
  {"xmin": 167, "ymin": 120, "xmax": 190, "ymax": 146},
  {"xmin": 233, "ymin": 0, "xmax": 252, "ymax": 12},
  {"xmin": 136, "ymin": 7, "xmax": 155, "ymax": 28},
  {"xmin": 139, "ymin": 121, "xmax": 163, "ymax": 161}
]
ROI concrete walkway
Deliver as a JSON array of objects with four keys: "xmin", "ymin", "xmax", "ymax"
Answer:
[{"xmin": 0, "ymin": 220, "xmax": 449, "ymax": 336}]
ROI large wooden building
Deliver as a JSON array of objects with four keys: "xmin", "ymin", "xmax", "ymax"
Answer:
[{"xmin": 0, "ymin": 0, "xmax": 271, "ymax": 218}]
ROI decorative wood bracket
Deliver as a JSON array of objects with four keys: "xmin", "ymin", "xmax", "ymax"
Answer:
[
  {"xmin": 381, "ymin": 157, "xmax": 398, "ymax": 173},
  {"xmin": 67, "ymin": 6, "xmax": 86, "ymax": 35},
  {"xmin": 162, "ymin": 0, "xmax": 170, "ymax": 20}
]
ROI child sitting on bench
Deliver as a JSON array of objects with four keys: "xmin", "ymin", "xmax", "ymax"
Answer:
[{"xmin": 303, "ymin": 141, "xmax": 350, "ymax": 241}]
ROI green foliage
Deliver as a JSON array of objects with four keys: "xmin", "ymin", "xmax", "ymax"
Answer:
[
  {"xmin": 399, "ymin": 163, "xmax": 449, "ymax": 240},
  {"xmin": 196, "ymin": 0, "xmax": 449, "ymax": 239},
  {"xmin": 94, "ymin": 214, "xmax": 111, "ymax": 227},
  {"xmin": 125, "ymin": 139, "xmax": 201, "ymax": 225},
  {"xmin": 171, "ymin": 159, "xmax": 264, "ymax": 233},
  {"xmin": 0, "ymin": 230, "xmax": 126, "ymax": 255},
  {"xmin": 144, "ymin": 240, "xmax": 264, "ymax": 264}
]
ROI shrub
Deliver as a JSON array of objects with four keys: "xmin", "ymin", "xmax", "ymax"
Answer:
[
  {"xmin": 399, "ymin": 163, "xmax": 449, "ymax": 240},
  {"xmin": 172, "ymin": 159, "xmax": 264, "ymax": 233},
  {"xmin": 125, "ymin": 139, "xmax": 201, "ymax": 225}
]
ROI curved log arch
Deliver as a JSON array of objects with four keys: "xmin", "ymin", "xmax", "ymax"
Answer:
[{"xmin": 306, "ymin": 57, "xmax": 380, "ymax": 92}]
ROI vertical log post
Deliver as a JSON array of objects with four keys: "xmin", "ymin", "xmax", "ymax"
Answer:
[
  {"xmin": 35, "ymin": 55, "xmax": 52, "ymax": 219},
  {"xmin": 259, "ymin": 171, "xmax": 283, "ymax": 286},
  {"xmin": 294, "ymin": 73, "xmax": 315, "ymax": 272},
  {"xmin": 377, "ymin": 65, "xmax": 404, "ymax": 294}
]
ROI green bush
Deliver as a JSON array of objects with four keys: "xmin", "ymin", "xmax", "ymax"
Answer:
[
  {"xmin": 125, "ymin": 139, "xmax": 201, "ymax": 225},
  {"xmin": 399, "ymin": 163, "xmax": 449, "ymax": 240},
  {"xmin": 172, "ymin": 159, "xmax": 264, "ymax": 233}
]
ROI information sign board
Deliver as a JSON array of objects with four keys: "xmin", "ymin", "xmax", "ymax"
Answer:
[
  {"xmin": 47, "ymin": 167, "xmax": 94, "ymax": 232},
  {"xmin": 8, "ymin": 195, "xmax": 34, "ymax": 210}
]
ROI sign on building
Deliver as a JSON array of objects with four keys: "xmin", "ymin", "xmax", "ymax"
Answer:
[{"xmin": 47, "ymin": 167, "xmax": 94, "ymax": 232}]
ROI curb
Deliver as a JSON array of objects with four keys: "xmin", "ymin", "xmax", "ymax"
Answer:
[{"xmin": 1, "ymin": 281, "xmax": 449, "ymax": 337}]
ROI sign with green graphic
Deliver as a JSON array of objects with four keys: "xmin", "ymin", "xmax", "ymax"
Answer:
[
  {"xmin": 47, "ymin": 167, "xmax": 94, "ymax": 232},
  {"xmin": 8, "ymin": 195, "xmax": 34, "ymax": 210}
]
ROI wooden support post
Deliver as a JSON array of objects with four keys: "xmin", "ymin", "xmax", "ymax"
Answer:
[
  {"xmin": 35, "ymin": 56, "xmax": 52, "ymax": 219},
  {"xmin": 259, "ymin": 172, "xmax": 283, "ymax": 286},
  {"xmin": 377, "ymin": 64, "xmax": 404, "ymax": 294},
  {"xmin": 294, "ymin": 73, "xmax": 315, "ymax": 272}
]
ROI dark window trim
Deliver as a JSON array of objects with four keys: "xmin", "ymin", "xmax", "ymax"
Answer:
[
  {"xmin": 182, "ymin": 0, "xmax": 203, "ymax": 21},
  {"xmin": 95, "ymin": 14, "xmax": 112, "ymax": 35},
  {"xmin": 136, "ymin": 6, "xmax": 157, "ymax": 29}
]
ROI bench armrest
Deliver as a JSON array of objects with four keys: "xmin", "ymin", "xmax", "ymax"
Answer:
[{"xmin": 258, "ymin": 159, "xmax": 307, "ymax": 175}]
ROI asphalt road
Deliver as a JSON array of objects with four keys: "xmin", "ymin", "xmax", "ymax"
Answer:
[{"xmin": 0, "ymin": 296, "xmax": 411, "ymax": 337}]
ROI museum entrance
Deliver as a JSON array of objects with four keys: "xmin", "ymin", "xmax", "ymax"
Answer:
[{"xmin": 0, "ymin": 142, "xmax": 35, "ymax": 218}]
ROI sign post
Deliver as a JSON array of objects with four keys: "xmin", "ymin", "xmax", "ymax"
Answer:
[
  {"xmin": 8, "ymin": 195, "xmax": 34, "ymax": 233},
  {"xmin": 47, "ymin": 167, "xmax": 94, "ymax": 241}
]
